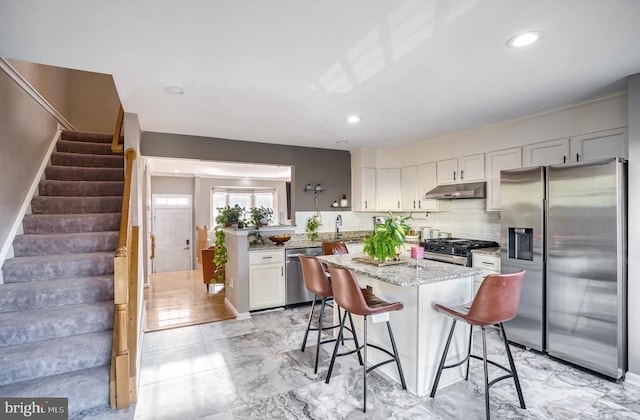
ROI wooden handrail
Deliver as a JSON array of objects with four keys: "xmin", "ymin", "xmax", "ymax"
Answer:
[
  {"xmin": 111, "ymin": 105, "xmax": 124, "ymax": 153},
  {"xmin": 110, "ymin": 145, "xmax": 137, "ymax": 409}
]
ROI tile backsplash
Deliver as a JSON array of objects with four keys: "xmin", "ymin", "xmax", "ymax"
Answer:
[{"xmin": 294, "ymin": 199, "xmax": 500, "ymax": 242}]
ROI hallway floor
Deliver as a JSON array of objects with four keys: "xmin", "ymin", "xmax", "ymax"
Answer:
[
  {"xmin": 86, "ymin": 305, "xmax": 640, "ymax": 419},
  {"xmin": 144, "ymin": 270, "xmax": 234, "ymax": 331}
]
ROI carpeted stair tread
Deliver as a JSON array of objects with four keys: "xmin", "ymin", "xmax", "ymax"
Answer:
[
  {"xmin": 51, "ymin": 152, "xmax": 124, "ymax": 168},
  {"xmin": 56, "ymin": 139, "xmax": 119, "ymax": 155},
  {"xmin": 2, "ymin": 252, "xmax": 114, "ymax": 283},
  {"xmin": 45, "ymin": 165, "xmax": 124, "ymax": 181},
  {"xmin": 0, "ymin": 330, "xmax": 112, "ymax": 387},
  {"xmin": 0, "ymin": 365, "xmax": 110, "ymax": 419},
  {"xmin": 61, "ymin": 130, "xmax": 117, "ymax": 144},
  {"xmin": 22, "ymin": 213, "xmax": 121, "ymax": 234},
  {"xmin": 13, "ymin": 231, "xmax": 119, "ymax": 257},
  {"xmin": 0, "ymin": 301, "xmax": 113, "ymax": 347},
  {"xmin": 31, "ymin": 196, "xmax": 122, "ymax": 214},
  {"xmin": 0, "ymin": 275, "xmax": 114, "ymax": 314},
  {"xmin": 39, "ymin": 180, "xmax": 124, "ymax": 197}
]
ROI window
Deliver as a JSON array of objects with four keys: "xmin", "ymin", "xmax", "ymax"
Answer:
[{"xmin": 212, "ymin": 188, "xmax": 276, "ymax": 226}]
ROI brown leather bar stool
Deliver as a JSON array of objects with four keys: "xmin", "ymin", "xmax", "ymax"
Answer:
[
  {"xmin": 325, "ymin": 265, "xmax": 407, "ymax": 413},
  {"xmin": 322, "ymin": 240, "xmax": 349, "ymax": 255},
  {"xmin": 299, "ymin": 256, "xmax": 362, "ymax": 374},
  {"xmin": 430, "ymin": 270, "xmax": 526, "ymax": 420}
]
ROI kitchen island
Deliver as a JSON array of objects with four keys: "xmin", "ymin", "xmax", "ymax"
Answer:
[{"xmin": 317, "ymin": 253, "xmax": 481, "ymax": 396}]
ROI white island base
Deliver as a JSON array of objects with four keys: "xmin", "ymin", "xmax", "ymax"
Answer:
[{"xmin": 318, "ymin": 255, "xmax": 478, "ymax": 396}]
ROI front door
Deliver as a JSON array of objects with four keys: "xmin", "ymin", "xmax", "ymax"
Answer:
[{"xmin": 153, "ymin": 204, "xmax": 192, "ymax": 273}]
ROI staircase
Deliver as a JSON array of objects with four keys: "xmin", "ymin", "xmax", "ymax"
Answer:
[{"xmin": 0, "ymin": 130, "xmax": 124, "ymax": 418}]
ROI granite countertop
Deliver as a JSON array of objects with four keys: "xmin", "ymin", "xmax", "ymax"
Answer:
[
  {"xmin": 471, "ymin": 247, "xmax": 501, "ymax": 258},
  {"xmin": 248, "ymin": 231, "xmax": 370, "ymax": 251},
  {"xmin": 316, "ymin": 253, "xmax": 481, "ymax": 288}
]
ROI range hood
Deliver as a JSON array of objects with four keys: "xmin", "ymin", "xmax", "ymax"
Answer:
[{"xmin": 425, "ymin": 182, "xmax": 486, "ymax": 199}]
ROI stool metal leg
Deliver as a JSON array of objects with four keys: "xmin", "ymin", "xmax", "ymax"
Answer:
[
  {"xmin": 500, "ymin": 323, "xmax": 526, "ymax": 409},
  {"xmin": 465, "ymin": 324, "xmax": 473, "ymax": 380},
  {"xmin": 313, "ymin": 297, "xmax": 327, "ymax": 374},
  {"xmin": 347, "ymin": 311, "xmax": 364, "ymax": 366},
  {"xmin": 430, "ymin": 319, "xmax": 457, "ymax": 397},
  {"xmin": 386, "ymin": 320, "xmax": 407, "ymax": 390},
  {"xmin": 363, "ymin": 315, "xmax": 368, "ymax": 413},
  {"xmin": 481, "ymin": 326, "xmax": 490, "ymax": 420},
  {"xmin": 301, "ymin": 295, "xmax": 317, "ymax": 352},
  {"xmin": 325, "ymin": 311, "xmax": 348, "ymax": 383}
]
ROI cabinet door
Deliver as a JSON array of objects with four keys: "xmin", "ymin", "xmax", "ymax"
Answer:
[
  {"xmin": 459, "ymin": 154, "xmax": 485, "ymax": 181},
  {"xmin": 249, "ymin": 263, "xmax": 285, "ymax": 310},
  {"xmin": 401, "ymin": 166, "xmax": 419, "ymax": 210},
  {"xmin": 569, "ymin": 127, "xmax": 627, "ymax": 162},
  {"xmin": 378, "ymin": 168, "xmax": 402, "ymax": 210},
  {"xmin": 485, "ymin": 147, "xmax": 522, "ymax": 211},
  {"xmin": 523, "ymin": 138, "xmax": 570, "ymax": 166},
  {"xmin": 418, "ymin": 162, "xmax": 438, "ymax": 211},
  {"xmin": 436, "ymin": 158, "xmax": 458, "ymax": 184},
  {"xmin": 353, "ymin": 167, "xmax": 377, "ymax": 211}
]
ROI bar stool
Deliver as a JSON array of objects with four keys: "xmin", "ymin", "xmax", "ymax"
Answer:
[
  {"xmin": 430, "ymin": 270, "xmax": 526, "ymax": 420},
  {"xmin": 298, "ymin": 256, "xmax": 362, "ymax": 374},
  {"xmin": 322, "ymin": 240, "xmax": 349, "ymax": 255},
  {"xmin": 325, "ymin": 265, "xmax": 407, "ymax": 413}
]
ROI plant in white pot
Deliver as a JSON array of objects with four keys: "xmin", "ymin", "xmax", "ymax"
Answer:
[{"xmin": 363, "ymin": 211, "xmax": 411, "ymax": 261}]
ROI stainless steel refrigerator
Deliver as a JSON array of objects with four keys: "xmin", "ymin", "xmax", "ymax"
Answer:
[{"xmin": 500, "ymin": 157, "xmax": 627, "ymax": 379}]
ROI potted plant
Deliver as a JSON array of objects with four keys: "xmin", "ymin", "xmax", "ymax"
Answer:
[
  {"xmin": 217, "ymin": 204, "xmax": 245, "ymax": 227},
  {"xmin": 363, "ymin": 211, "xmax": 411, "ymax": 261},
  {"xmin": 306, "ymin": 216, "xmax": 321, "ymax": 240},
  {"xmin": 250, "ymin": 206, "xmax": 273, "ymax": 227}
]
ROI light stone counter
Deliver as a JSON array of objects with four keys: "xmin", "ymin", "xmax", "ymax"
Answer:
[{"xmin": 316, "ymin": 253, "xmax": 480, "ymax": 287}]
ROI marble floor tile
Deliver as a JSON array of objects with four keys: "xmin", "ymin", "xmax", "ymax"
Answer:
[{"xmin": 123, "ymin": 307, "xmax": 640, "ymax": 420}]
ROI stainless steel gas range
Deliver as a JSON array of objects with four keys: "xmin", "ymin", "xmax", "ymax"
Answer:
[{"xmin": 419, "ymin": 238, "xmax": 499, "ymax": 266}]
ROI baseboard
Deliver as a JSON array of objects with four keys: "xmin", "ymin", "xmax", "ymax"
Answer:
[
  {"xmin": 0, "ymin": 128, "xmax": 61, "ymax": 273},
  {"xmin": 224, "ymin": 297, "xmax": 250, "ymax": 320},
  {"xmin": 625, "ymin": 372, "xmax": 640, "ymax": 387}
]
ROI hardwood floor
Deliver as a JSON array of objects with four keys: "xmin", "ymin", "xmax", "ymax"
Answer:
[{"xmin": 144, "ymin": 269, "xmax": 235, "ymax": 332}]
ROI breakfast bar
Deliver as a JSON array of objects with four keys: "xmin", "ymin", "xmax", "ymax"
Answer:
[{"xmin": 316, "ymin": 253, "xmax": 481, "ymax": 396}]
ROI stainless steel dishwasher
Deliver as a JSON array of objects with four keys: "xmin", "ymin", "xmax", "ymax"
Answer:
[{"xmin": 285, "ymin": 246, "xmax": 322, "ymax": 306}]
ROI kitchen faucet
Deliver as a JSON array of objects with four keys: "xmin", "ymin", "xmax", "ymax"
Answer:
[{"xmin": 335, "ymin": 215, "xmax": 342, "ymax": 238}]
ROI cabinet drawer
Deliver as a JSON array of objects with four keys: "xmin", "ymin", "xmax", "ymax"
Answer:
[
  {"xmin": 472, "ymin": 254, "xmax": 500, "ymax": 272},
  {"xmin": 249, "ymin": 250, "xmax": 285, "ymax": 265}
]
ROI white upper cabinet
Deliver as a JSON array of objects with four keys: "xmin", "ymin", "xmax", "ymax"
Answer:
[
  {"xmin": 485, "ymin": 147, "xmax": 522, "ymax": 211},
  {"xmin": 436, "ymin": 154, "xmax": 485, "ymax": 184},
  {"xmin": 569, "ymin": 127, "xmax": 627, "ymax": 162},
  {"xmin": 523, "ymin": 138, "xmax": 570, "ymax": 166},
  {"xmin": 401, "ymin": 166, "xmax": 419, "ymax": 210},
  {"xmin": 352, "ymin": 167, "xmax": 377, "ymax": 211},
  {"xmin": 418, "ymin": 162, "xmax": 438, "ymax": 211},
  {"xmin": 378, "ymin": 168, "xmax": 402, "ymax": 210}
]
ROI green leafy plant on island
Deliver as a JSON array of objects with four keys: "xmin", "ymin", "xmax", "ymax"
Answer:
[
  {"xmin": 363, "ymin": 211, "xmax": 411, "ymax": 261},
  {"xmin": 306, "ymin": 216, "xmax": 321, "ymax": 240},
  {"xmin": 211, "ymin": 205, "xmax": 246, "ymax": 283}
]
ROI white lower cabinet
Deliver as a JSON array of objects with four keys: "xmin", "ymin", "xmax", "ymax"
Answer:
[
  {"xmin": 472, "ymin": 253, "xmax": 500, "ymax": 297},
  {"xmin": 249, "ymin": 250, "xmax": 285, "ymax": 310}
]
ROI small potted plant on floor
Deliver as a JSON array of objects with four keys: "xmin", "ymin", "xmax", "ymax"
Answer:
[{"xmin": 363, "ymin": 211, "xmax": 410, "ymax": 261}]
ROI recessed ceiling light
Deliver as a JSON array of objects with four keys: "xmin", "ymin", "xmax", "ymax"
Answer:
[
  {"xmin": 336, "ymin": 140, "xmax": 349, "ymax": 144},
  {"xmin": 164, "ymin": 86, "xmax": 185, "ymax": 95},
  {"xmin": 347, "ymin": 115, "xmax": 362, "ymax": 124},
  {"xmin": 506, "ymin": 31, "xmax": 542, "ymax": 48}
]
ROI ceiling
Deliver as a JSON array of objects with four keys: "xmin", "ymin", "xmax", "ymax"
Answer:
[{"xmin": 1, "ymin": 1, "xmax": 640, "ymax": 152}]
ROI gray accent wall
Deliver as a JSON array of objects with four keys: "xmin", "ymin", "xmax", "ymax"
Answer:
[{"xmin": 141, "ymin": 132, "xmax": 351, "ymax": 218}]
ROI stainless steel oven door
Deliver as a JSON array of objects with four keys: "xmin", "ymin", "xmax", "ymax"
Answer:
[{"xmin": 423, "ymin": 251, "xmax": 468, "ymax": 266}]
